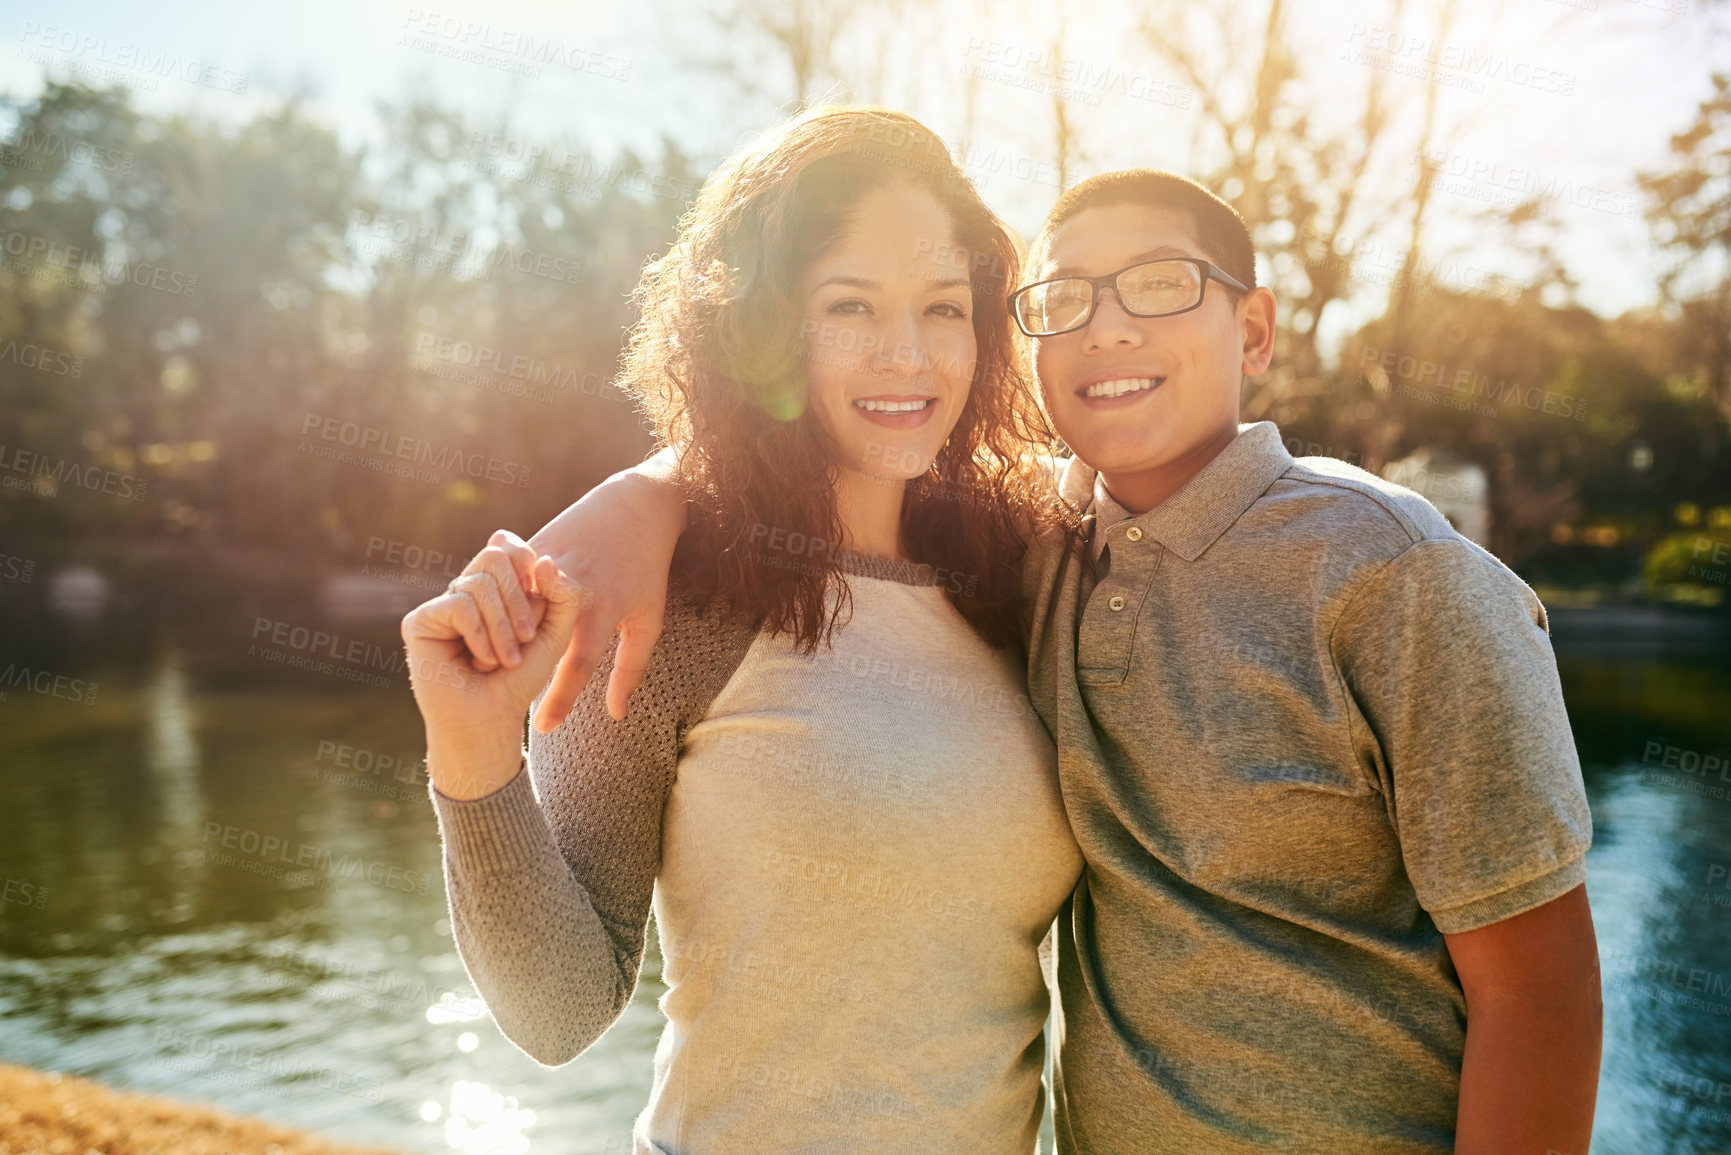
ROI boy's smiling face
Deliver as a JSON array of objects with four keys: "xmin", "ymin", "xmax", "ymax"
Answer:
[{"xmin": 1030, "ymin": 203, "xmax": 1275, "ymax": 511}]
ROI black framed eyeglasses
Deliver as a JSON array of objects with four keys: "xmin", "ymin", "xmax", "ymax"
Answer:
[{"xmin": 1010, "ymin": 257, "xmax": 1250, "ymax": 338}]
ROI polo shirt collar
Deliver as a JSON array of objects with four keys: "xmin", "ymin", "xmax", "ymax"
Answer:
[{"xmin": 1089, "ymin": 421, "xmax": 1293, "ymax": 563}]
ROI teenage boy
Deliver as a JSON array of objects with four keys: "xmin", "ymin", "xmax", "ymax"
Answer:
[{"xmin": 513, "ymin": 170, "xmax": 1602, "ymax": 1153}]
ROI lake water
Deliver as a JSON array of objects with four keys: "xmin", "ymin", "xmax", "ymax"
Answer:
[{"xmin": 1, "ymin": 601, "xmax": 1728, "ymax": 1154}]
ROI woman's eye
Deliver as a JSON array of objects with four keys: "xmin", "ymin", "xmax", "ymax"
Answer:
[
  {"xmin": 929, "ymin": 301, "xmax": 968, "ymax": 319},
  {"xmin": 828, "ymin": 298, "xmax": 870, "ymax": 315}
]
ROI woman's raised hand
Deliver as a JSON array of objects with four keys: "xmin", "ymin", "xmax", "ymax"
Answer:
[{"xmin": 401, "ymin": 530, "xmax": 586, "ymax": 799}]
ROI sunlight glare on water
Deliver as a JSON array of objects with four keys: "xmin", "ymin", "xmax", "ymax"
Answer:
[{"xmin": 444, "ymin": 1079, "xmax": 538, "ymax": 1155}]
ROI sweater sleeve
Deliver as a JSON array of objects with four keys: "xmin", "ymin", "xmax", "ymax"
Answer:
[{"xmin": 427, "ymin": 586, "xmax": 758, "ymax": 1066}]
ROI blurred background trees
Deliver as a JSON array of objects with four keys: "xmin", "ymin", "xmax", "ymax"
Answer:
[
  {"xmin": 3, "ymin": 0, "xmax": 1729, "ymax": 611},
  {"xmin": 1, "ymin": 80, "xmax": 684, "ymax": 599}
]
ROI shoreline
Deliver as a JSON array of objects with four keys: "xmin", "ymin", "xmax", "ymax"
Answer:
[{"xmin": 0, "ymin": 1063, "xmax": 408, "ymax": 1155}]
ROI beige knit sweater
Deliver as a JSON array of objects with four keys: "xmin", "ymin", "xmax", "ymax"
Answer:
[{"xmin": 430, "ymin": 558, "xmax": 1082, "ymax": 1153}]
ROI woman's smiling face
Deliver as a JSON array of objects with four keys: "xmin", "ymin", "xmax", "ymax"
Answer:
[{"xmin": 798, "ymin": 181, "xmax": 977, "ymax": 482}]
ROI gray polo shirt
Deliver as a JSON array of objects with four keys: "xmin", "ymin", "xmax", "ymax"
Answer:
[{"xmin": 1023, "ymin": 421, "xmax": 1592, "ymax": 1153}]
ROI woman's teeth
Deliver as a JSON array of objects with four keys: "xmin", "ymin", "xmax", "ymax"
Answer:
[
  {"xmin": 854, "ymin": 398, "xmax": 934, "ymax": 412},
  {"xmin": 1081, "ymin": 377, "xmax": 1160, "ymax": 399}
]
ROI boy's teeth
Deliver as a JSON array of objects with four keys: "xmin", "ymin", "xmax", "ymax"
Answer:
[
  {"xmin": 1082, "ymin": 377, "xmax": 1159, "ymax": 399},
  {"xmin": 855, "ymin": 398, "xmax": 933, "ymax": 412}
]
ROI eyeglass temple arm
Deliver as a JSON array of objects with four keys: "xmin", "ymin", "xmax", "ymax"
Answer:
[{"xmin": 1204, "ymin": 262, "xmax": 1250, "ymax": 293}]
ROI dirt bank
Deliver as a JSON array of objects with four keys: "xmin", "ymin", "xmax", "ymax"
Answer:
[{"xmin": 0, "ymin": 1064, "xmax": 408, "ymax": 1155}]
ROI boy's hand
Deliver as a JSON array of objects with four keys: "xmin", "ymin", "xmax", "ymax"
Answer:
[{"xmin": 527, "ymin": 456, "xmax": 688, "ymax": 728}]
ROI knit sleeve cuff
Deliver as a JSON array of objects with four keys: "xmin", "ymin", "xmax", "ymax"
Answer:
[{"xmin": 430, "ymin": 757, "xmax": 564, "ymax": 877}]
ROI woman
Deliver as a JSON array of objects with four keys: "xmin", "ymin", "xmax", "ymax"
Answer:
[{"xmin": 401, "ymin": 106, "xmax": 1082, "ymax": 1153}]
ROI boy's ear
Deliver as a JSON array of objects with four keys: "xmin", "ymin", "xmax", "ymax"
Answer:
[{"xmin": 1240, "ymin": 287, "xmax": 1277, "ymax": 376}]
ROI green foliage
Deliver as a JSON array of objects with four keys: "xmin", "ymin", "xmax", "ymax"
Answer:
[
  {"xmin": 1640, "ymin": 70, "xmax": 1731, "ymax": 409},
  {"xmin": 0, "ymin": 81, "xmax": 695, "ymax": 565},
  {"xmin": 1279, "ymin": 283, "xmax": 1731, "ymax": 572},
  {"xmin": 1644, "ymin": 527, "xmax": 1731, "ymax": 600},
  {"xmin": 2, "ymin": 79, "xmax": 1729, "ymax": 608}
]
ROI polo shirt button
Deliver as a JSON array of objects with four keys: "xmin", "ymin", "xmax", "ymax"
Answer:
[
  {"xmin": 1125, "ymin": 527, "xmax": 1143, "ymax": 542},
  {"xmin": 1108, "ymin": 595, "xmax": 1126, "ymax": 611}
]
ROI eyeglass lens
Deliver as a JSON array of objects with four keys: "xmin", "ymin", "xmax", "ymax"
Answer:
[{"xmin": 1019, "ymin": 260, "xmax": 1204, "ymax": 334}]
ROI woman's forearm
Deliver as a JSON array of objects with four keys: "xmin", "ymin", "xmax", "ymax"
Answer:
[{"xmin": 432, "ymin": 766, "xmax": 637, "ymax": 1067}]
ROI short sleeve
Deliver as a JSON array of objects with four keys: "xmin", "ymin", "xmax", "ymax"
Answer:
[{"xmin": 1330, "ymin": 538, "xmax": 1592, "ymax": 934}]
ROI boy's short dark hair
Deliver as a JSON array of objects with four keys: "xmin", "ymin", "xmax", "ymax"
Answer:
[{"xmin": 1031, "ymin": 170, "xmax": 1257, "ymax": 292}]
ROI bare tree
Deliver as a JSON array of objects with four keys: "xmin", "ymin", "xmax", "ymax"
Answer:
[
  {"xmin": 1049, "ymin": 23, "xmax": 1080, "ymax": 193},
  {"xmin": 1131, "ymin": 0, "xmax": 1570, "ymax": 468},
  {"xmin": 1641, "ymin": 69, "xmax": 1731, "ymax": 416},
  {"xmin": 686, "ymin": 0, "xmax": 917, "ymax": 113}
]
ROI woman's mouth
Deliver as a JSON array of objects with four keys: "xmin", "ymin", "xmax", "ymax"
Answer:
[{"xmin": 853, "ymin": 395, "xmax": 937, "ymax": 428}]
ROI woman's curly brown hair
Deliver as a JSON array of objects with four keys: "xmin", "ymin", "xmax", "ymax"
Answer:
[{"xmin": 619, "ymin": 105, "xmax": 1073, "ymax": 652}]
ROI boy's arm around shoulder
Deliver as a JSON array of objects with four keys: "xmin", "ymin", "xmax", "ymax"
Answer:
[{"xmin": 529, "ymin": 447, "xmax": 688, "ymax": 727}]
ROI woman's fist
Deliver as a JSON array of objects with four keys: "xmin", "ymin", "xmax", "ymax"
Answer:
[{"xmin": 402, "ymin": 530, "xmax": 586, "ymax": 798}]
